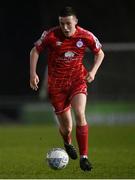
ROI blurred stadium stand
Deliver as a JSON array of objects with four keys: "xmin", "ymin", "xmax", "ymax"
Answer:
[{"xmin": 0, "ymin": 1, "xmax": 135, "ymax": 124}]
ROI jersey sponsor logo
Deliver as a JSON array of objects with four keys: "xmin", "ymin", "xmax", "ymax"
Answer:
[
  {"xmin": 57, "ymin": 51, "xmax": 78, "ymax": 61},
  {"xmin": 76, "ymin": 39, "xmax": 83, "ymax": 48},
  {"xmin": 64, "ymin": 51, "xmax": 75, "ymax": 58}
]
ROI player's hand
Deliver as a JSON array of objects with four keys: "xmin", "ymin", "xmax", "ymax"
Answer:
[
  {"xmin": 30, "ymin": 74, "xmax": 39, "ymax": 91},
  {"xmin": 85, "ymin": 71, "xmax": 95, "ymax": 83}
]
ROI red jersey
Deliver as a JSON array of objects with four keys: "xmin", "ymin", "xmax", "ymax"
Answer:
[{"xmin": 35, "ymin": 26, "xmax": 102, "ymax": 89}]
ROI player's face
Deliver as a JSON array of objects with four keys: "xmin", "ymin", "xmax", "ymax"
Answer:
[{"xmin": 59, "ymin": 15, "xmax": 78, "ymax": 37}]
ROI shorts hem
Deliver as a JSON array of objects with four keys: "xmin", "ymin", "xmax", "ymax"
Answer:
[
  {"xmin": 70, "ymin": 91, "xmax": 87, "ymax": 102},
  {"xmin": 55, "ymin": 106, "xmax": 71, "ymax": 115}
]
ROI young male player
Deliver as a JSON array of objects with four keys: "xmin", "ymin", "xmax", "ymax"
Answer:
[{"xmin": 30, "ymin": 6, "xmax": 104, "ymax": 171}]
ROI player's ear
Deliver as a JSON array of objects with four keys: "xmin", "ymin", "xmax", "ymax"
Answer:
[
  {"xmin": 74, "ymin": 17, "xmax": 78, "ymax": 25},
  {"xmin": 76, "ymin": 18, "xmax": 78, "ymax": 24}
]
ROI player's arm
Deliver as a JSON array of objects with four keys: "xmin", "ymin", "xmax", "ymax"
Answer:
[
  {"xmin": 30, "ymin": 47, "xmax": 40, "ymax": 91},
  {"xmin": 86, "ymin": 49, "xmax": 104, "ymax": 83}
]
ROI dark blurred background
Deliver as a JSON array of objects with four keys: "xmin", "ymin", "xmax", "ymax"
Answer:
[{"xmin": 0, "ymin": 0, "xmax": 135, "ymax": 123}]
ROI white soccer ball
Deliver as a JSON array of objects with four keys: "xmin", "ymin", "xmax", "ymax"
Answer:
[{"xmin": 46, "ymin": 148, "xmax": 69, "ymax": 170}]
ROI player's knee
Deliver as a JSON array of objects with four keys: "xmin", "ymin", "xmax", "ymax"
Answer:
[
  {"xmin": 74, "ymin": 110, "xmax": 86, "ymax": 125},
  {"xmin": 62, "ymin": 126, "xmax": 72, "ymax": 136},
  {"xmin": 75, "ymin": 110, "xmax": 85, "ymax": 120}
]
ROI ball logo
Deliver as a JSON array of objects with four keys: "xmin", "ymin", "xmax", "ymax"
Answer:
[
  {"xmin": 46, "ymin": 148, "xmax": 69, "ymax": 170},
  {"xmin": 76, "ymin": 39, "xmax": 83, "ymax": 48}
]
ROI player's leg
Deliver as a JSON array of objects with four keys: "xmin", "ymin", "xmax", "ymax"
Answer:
[
  {"xmin": 71, "ymin": 93, "xmax": 88, "ymax": 156},
  {"xmin": 71, "ymin": 93, "xmax": 92, "ymax": 171},
  {"xmin": 49, "ymin": 88, "xmax": 77, "ymax": 159},
  {"xmin": 56, "ymin": 109, "xmax": 78, "ymax": 159},
  {"xmin": 57, "ymin": 109, "xmax": 72, "ymax": 144}
]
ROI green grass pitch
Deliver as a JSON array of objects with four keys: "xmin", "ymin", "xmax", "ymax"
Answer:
[{"xmin": 0, "ymin": 124, "xmax": 135, "ymax": 179}]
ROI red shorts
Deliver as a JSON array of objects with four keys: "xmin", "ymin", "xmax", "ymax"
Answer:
[{"xmin": 48, "ymin": 81, "xmax": 87, "ymax": 114}]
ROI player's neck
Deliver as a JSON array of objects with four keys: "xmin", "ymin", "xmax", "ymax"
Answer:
[{"xmin": 65, "ymin": 27, "xmax": 77, "ymax": 38}]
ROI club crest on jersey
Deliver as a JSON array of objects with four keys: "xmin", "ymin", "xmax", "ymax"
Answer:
[{"xmin": 76, "ymin": 39, "xmax": 83, "ymax": 48}]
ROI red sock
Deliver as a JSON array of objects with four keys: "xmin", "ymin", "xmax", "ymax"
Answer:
[
  {"xmin": 76, "ymin": 124, "xmax": 88, "ymax": 156},
  {"xmin": 59, "ymin": 128, "xmax": 71, "ymax": 144}
]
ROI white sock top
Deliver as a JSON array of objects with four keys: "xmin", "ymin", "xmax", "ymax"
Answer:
[{"xmin": 80, "ymin": 155, "xmax": 88, "ymax": 159}]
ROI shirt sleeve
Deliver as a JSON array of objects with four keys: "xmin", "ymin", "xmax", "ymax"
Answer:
[
  {"xmin": 34, "ymin": 30, "xmax": 49, "ymax": 53},
  {"xmin": 85, "ymin": 32, "xmax": 102, "ymax": 54}
]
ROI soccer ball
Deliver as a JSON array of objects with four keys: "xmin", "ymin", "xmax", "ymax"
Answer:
[{"xmin": 46, "ymin": 148, "xmax": 69, "ymax": 170}]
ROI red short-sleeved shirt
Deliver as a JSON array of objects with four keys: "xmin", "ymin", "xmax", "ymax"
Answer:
[
  {"xmin": 35, "ymin": 26, "xmax": 101, "ymax": 89},
  {"xmin": 35, "ymin": 26, "xmax": 102, "ymax": 113}
]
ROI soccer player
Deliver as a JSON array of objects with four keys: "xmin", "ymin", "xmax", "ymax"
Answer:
[{"xmin": 30, "ymin": 6, "xmax": 104, "ymax": 171}]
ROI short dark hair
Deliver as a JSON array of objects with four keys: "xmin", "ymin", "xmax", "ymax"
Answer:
[{"xmin": 59, "ymin": 6, "xmax": 77, "ymax": 17}]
